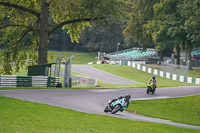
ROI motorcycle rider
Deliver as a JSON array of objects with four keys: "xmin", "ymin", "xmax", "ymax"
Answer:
[
  {"xmin": 104, "ymin": 94, "xmax": 131, "ymax": 113},
  {"xmin": 148, "ymin": 75, "xmax": 157, "ymax": 89},
  {"xmin": 109, "ymin": 94, "xmax": 131, "ymax": 107},
  {"xmin": 124, "ymin": 94, "xmax": 131, "ymax": 107}
]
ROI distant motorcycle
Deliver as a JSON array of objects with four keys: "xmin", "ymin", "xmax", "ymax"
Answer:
[
  {"xmin": 104, "ymin": 95, "xmax": 131, "ymax": 114},
  {"xmin": 146, "ymin": 82, "xmax": 157, "ymax": 94}
]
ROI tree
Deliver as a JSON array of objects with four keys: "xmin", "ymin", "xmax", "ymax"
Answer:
[
  {"xmin": 144, "ymin": 0, "xmax": 200, "ymax": 65},
  {"xmin": 145, "ymin": 0, "xmax": 185, "ymax": 64},
  {"xmin": 0, "ymin": 0, "xmax": 127, "ymax": 74},
  {"xmin": 143, "ymin": 19, "xmax": 175, "ymax": 63},
  {"xmin": 142, "ymin": 0, "xmax": 191, "ymax": 65},
  {"xmin": 178, "ymin": 0, "xmax": 200, "ymax": 62},
  {"xmin": 124, "ymin": 0, "xmax": 200, "ymax": 66},
  {"xmin": 123, "ymin": 0, "xmax": 158, "ymax": 48},
  {"xmin": 80, "ymin": 18, "xmax": 125, "ymax": 53}
]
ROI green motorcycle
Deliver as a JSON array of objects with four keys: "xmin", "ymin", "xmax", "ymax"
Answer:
[{"xmin": 146, "ymin": 82, "xmax": 156, "ymax": 94}]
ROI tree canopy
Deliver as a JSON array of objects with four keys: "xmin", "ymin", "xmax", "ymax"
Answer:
[
  {"xmin": 0, "ymin": 0, "xmax": 128, "ymax": 74},
  {"xmin": 123, "ymin": 0, "xmax": 158, "ymax": 48},
  {"xmin": 80, "ymin": 18, "xmax": 126, "ymax": 53},
  {"xmin": 1, "ymin": 0, "xmax": 200, "ymax": 74},
  {"xmin": 124, "ymin": 0, "xmax": 200, "ymax": 65}
]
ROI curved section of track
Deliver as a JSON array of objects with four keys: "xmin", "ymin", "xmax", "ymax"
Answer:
[
  {"xmin": 1, "ymin": 86, "xmax": 200, "ymax": 129},
  {"xmin": 71, "ymin": 65, "xmax": 141, "ymax": 84}
]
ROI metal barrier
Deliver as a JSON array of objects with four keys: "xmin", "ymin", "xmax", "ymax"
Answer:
[{"xmin": 0, "ymin": 75, "xmax": 60, "ymax": 87}]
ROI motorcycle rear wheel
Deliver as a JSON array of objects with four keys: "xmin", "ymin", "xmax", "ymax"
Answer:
[
  {"xmin": 111, "ymin": 105, "xmax": 122, "ymax": 114},
  {"xmin": 152, "ymin": 88, "xmax": 156, "ymax": 94}
]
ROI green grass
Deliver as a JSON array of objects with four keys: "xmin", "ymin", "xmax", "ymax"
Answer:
[
  {"xmin": 13, "ymin": 67, "xmax": 28, "ymax": 76},
  {"xmin": 189, "ymin": 70, "xmax": 200, "ymax": 78},
  {"xmin": 126, "ymin": 95, "xmax": 200, "ymax": 126},
  {"xmin": 0, "ymin": 96, "xmax": 199, "ymax": 133},
  {"xmin": 12, "ymin": 51, "xmax": 96, "ymax": 76},
  {"xmin": 71, "ymin": 71, "xmax": 89, "ymax": 77},
  {"xmin": 97, "ymin": 80, "xmax": 145, "ymax": 88},
  {"xmin": 92, "ymin": 64, "xmax": 195, "ymax": 87},
  {"xmin": 48, "ymin": 51, "xmax": 97, "ymax": 64}
]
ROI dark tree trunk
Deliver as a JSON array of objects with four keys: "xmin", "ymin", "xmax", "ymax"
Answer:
[
  {"xmin": 176, "ymin": 45, "xmax": 180, "ymax": 65},
  {"xmin": 186, "ymin": 42, "xmax": 192, "ymax": 62},
  {"xmin": 159, "ymin": 49, "xmax": 163, "ymax": 64},
  {"xmin": 186, "ymin": 42, "xmax": 192, "ymax": 69},
  {"xmin": 39, "ymin": 0, "xmax": 48, "ymax": 64}
]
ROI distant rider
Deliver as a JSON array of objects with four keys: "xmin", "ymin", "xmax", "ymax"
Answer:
[{"xmin": 148, "ymin": 75, "xmax": 157, "ymax": 89}]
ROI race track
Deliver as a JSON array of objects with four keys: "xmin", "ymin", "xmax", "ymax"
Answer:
[
  {"xmin": 1, "ymin": 65, "xmax": 200, "ymax": 129},
  {"xmin": 1, "ymin": 86, "xmax": 200, "ymax": 129}
]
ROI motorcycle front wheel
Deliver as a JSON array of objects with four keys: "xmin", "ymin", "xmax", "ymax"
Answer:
[
  {"xmin": 146, "ymin": 87, "xmax": 150, "ymax": 94},
  {"xmin": 104, "ymin": 106, "xmax": 109, "ymax": 113},
  {"xmin": 111, "ymin": 105, "xmax": 122, "ymax": 114}
]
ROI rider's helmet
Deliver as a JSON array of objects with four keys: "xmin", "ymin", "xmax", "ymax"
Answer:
[
  {"xmin": 118, "ymin": 96, "xmax": 123, "ymax": 99},
  {"xmin": 152, "ymin": 75, "xmax": 156, "ymax": 80},
  {"xmin": 125, "ymin": 94, "xmax": 131, "ymax": 100}
]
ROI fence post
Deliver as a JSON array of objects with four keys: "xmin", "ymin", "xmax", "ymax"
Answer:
[{"xmin": 63, "ymin": 55, "xmax": 74, "ymax": 88}]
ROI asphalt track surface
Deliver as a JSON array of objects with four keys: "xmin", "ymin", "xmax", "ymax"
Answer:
[
  {"xmin": 71, "ymin": 65, "xmax": 141, "ymax": 84},
  {"xmin": 1, "ymin": 86, "xmax": 200, "ymax": 129}
]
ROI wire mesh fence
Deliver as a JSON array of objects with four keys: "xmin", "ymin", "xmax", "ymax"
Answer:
[
  {"xmin": 161, "ymin": 62, "xmax": 189, "ymax": 76},
  {"xmin": 71, "ymin": 75, "xmax": 97, "ymax": 87}
]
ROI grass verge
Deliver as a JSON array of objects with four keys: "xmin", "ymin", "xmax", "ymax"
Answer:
[
  {"xmin": 0, "ymin": 96, "xmax": 199, "ymax": 133},
  {"xmin": 48, "ymin": 51, "xmax": 96, "ymax": 64},
  {"xmin": 13, "ymin": 51, "xmax": 96, "ymax": 76},
  {"xmin": 188, "ymin": 70, "xmax": 200, "ymax": 78},
  {"xmin": 97, "ymin": 80, "xmax": 145, "ymax": 88},
  {"xmin": 92, "ymin": 64, "xmax": 195, "ymax": 87},
  {"xmin": 126, "ymin": 95, "xmax": 200, "ymax": 126}
]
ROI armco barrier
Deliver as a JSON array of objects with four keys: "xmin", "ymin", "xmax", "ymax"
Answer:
[
  {"xmin": 0, "ymin": 75, "xmax": 60, "ymax": 87},
  {"xmin": 124, "ymin": 61, "xmax": 200, "ymax": 84}
]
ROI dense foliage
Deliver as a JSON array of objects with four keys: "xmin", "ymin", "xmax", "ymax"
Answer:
[
  {"xmin": 0, "ymin": 0, "xmax": 199, "ymax": 74},
  {"xmin": 124, "ymin": 0, "xmax": 200, "ymax": 64},
  {"xmin": 0, "ymin": 0, "xmax": 127, "ymax": 74}
]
